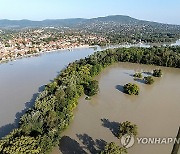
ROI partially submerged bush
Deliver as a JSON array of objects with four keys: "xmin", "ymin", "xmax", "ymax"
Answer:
[
  {"xmin": 133, "ymin": 72, "xmax": 142, "ymax": 78},
  {"xmin": 153, "ymin": 69, "xmax": 162, "ymax": 77},
  {"xmin": 144, "ymin": 76, "xmax": 154, "ymax": 84},
  {"xmin": 100, "ymin": 142, "xmax": 127, "ymax": 154},
  {"xmin": 118, "ymin": 121, "xmax": 138, "ymax": 138},
  {"xmin": 123, "ymin": 83, "xmax": 140, "ymax": 95}
]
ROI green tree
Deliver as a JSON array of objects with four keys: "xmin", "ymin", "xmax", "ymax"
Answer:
[
  {"xmin": 144, "ymin": 76, "xmax": 154, "ymax": 84},
  {"xmin": 100, "ymin": 142, "xmax": 127, "ymax": 154},
  {"xmin": 133, "ymin": 72, "xmax": 142, "ymax": 78},
  {"xmin": 153, "ymin": 69, "xmax": 162, "ymax": 77},
  {"xmin": 123, "ymin": 83, "xmax": 140, "ymax": 95},
  {"xmin": 118, "ymin": 121, "xmax": 138, "ymax": 138},
  {"xmin": 84, "ymin": 80, "xmax": 99, "ymax": 96}
]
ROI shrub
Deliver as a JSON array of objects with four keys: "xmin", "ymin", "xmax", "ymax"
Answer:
[
  {"xmin": 153, "ymin": 69, "xmax": 162, "ymax": 77},
  {"xmin": 123, "ymin": 83, "xmax": 140, "ymax": 95},
  {"xmin": 84, "ymin": 80, "xmax": 99, "ymax": 96},
  {"xmin": 133, "ymin": 72, "xmax": 142, "ymax": 78},
  {"xmin": 144, "ymin": 76, "xmax": 154, "ymax": 84},
  {"xmin": 100, "ymin": 142, "xmax": 127, "ymax": 154},
  {"xmin": 118, "ymin": 121, "xmax": 138, "ymax": 138}
]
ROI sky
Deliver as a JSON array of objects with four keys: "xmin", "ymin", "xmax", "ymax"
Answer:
[{"xmin": 0, "ymin": 0, "xmax": 180, "ymax": 25}]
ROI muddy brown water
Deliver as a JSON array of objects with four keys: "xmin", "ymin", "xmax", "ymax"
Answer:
[
  {"xmin": 52, "ymin": 62, "xmax": 180, "ymax": 154},
  {"xmin": 0, "ymin": 47, "xmax": 96, "ymax": 138}
]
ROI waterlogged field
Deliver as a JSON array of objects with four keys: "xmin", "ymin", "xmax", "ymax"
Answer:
[{"xmin": 52, "ymin": 62, "xmax": 180, "ymax": 154}]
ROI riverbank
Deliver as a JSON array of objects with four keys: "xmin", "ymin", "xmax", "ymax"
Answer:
[
  {"xmin": 0, "ymin": 44, "xmax": 90, "ymax": 64},
  {"xmin": 1, "ymin": 39, "xmax": 180, "ymax": 65}
]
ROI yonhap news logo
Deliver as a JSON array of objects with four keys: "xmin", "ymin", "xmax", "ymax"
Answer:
[
  {"xmin": 120, "ymin": 134, "xmax": 135, "ymax": 148},
  {"xmin": 120, "ymin": 134, "xmax": 180, "ymax": 148}
]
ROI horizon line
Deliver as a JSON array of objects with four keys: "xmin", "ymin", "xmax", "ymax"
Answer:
[{"xmin": 0, "ymin": 15, "xmax": 179, "ymax": 26}]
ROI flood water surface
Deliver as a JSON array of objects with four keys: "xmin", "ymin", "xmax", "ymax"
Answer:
[
  {"xmin": 53, "ymin": 63, "xmax": 180, "ymax": 154},
  {"xmin": 0, "ymin": 47, "xmax": 95, "ymax": 138}
]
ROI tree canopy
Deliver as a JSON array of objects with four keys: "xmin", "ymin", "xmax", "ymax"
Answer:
[
  {"xmin": 123, "ymin": 83, "xmax": 140, "ymax": 95},
  {"xmin": 144, "ymin": 76, "xmax": 155, "ymax": 85},
  {"xmin": 100, "ymin": 142, "xmax": 127, "ymax": 154},
  {"xmin": 118, "ymin": 121, "xmax": 138, "ymax": 138}
]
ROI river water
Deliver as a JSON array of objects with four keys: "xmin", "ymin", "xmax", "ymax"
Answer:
[
  {"xmin": 0, "ymin": 47, "xmax": 96, "ymax": 138},
  {"xmin": 52, "ymin": 63, "xmax": 180, "ymax": 154},
  {"xmin": 0, "ymin": 41, "xmax": 180, "ymax": 153}
]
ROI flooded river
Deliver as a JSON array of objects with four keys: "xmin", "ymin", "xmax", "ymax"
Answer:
[
  {"xmin": 52, "ymin": 63, "xmax": 180, "ymax": 154},
  {"xmin": 0, "ymin": 40, "xmax": 180, "ymax": 153},
  {"xmin": 0, "ymin": 47, "xmax": 95, "ymax": 138}
]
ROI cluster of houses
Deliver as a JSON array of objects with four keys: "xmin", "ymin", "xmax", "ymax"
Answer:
[{"xmin": 0, "ymin": 28, "xmax": 109, "ymax": 62}]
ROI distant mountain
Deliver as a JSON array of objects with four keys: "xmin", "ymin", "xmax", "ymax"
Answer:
[
  {"xmin": 0, "ymin": 18, "xmax": 86, "ymax": 28},
  {"xmin": 0, "ymin": 15, "xmax": 179, "ymax": 28},
  {"xmin": 1, "ymin": 15, "xmax": 180, "ymax": 44}
]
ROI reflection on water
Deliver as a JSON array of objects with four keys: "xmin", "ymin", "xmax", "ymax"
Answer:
[{"xmin": 53, "ymin": 63, "xmax": 180, "ymax": 154}]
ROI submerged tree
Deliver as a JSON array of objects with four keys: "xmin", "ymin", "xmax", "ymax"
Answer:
[
  {"xmin": 144, "ymin": 76, "xmax": 154, "ymax": 84},
  {"xmin": 133, "ymin": 72, "xmax": 142, "ymax": 78},
  {"xmin": 100, "ymin": 142, "xmax": 127, "ymax": 154},
  {"xmin": 118, "ymin": 121, "xmax": 138, "ymax": 138},
  {"xmin": 153, "ymin": 69, "xmax": 162, "ymax": 77},
  {"xmin": 123, "ymin": 83, "xmax": 140, "ymax": 95}
]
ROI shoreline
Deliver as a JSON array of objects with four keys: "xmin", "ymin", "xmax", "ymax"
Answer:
[
  {"xmin": 0, "ymin": 44, "xmax": 91, "ymax": 64},
  {"xmin": 1, "ymin": 39, "xmax": 180, "ymax": 65}
]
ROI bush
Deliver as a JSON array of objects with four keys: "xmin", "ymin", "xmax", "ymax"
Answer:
[
  {"xmin": 144, "ymin": 76, "xmax": 154, "ymax": 84},
  {"xmin": 153, "ymin": 69, "xmax": 162, "ymax": 77},
  {"xmin": 133, "ymin": 72, "xmax": 142, "ymax": 78},
  {"xmin": 123, "ymin": 83, "xmax": 140, "ymax": 95},
  {"xmin": 118, "ymin": 121, "xmax": 138, "ymax": 138},
  {"xmin": 84, "ymin": 80, "xmax": 99, "ymax": 96},
  {"xmin": 100, "ymin": 142, "xmax": 127, "ymax": 154}
]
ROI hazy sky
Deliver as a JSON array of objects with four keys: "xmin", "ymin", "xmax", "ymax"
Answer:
[{"xmin": 0, "ymin": 0, "xmax": 179, "ymax": 24}]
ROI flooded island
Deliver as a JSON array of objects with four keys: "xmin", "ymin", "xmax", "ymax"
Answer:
[{"xmin": 0, "ymin": 46, "xmax": 180, "ymax": 154}]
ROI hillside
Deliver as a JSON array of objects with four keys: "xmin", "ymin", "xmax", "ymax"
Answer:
[
  {"xmin": 0, "ymin": 15, "xmax": 180, "ymax": 43},
  {"xmin": 0, "ymin": 15, "xmax": 179, "ymax": 28}
]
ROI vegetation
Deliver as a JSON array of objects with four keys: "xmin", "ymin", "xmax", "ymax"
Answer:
[
  {"xmin": 123, "ymin": 83, "xmax": 140, "ymax": 95},
  {"xmin": 153, "ymin": 69, "xmax": 162, "ymax": 77},
  {"xmin": 133, "ymin": 72, "xmax": 142, "ymax": 78},
  {"xmin": 100, "ymin": 142, "xmax": 127, "ymax": 154},
  {"xmin": 144, "ymin": 76, "xmax": 155, "ymax": 85},
  {"xmin": 84, "ymin": 80, "xmax": 99, "ymax": 96},
  {"xmin": 0, "ymin": 46, "xmax": 180, "ymax": 153},
  {"xmin": 118, "ymin": 121, "xmax": 138, "ymax": 138},
  {"xmin": 1, "ymin": 15, "xmax": 180, "ymax": 50}
]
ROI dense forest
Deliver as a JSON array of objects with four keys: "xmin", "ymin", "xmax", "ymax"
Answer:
[{"xmin": 0, "ymin": 46, "xmax": 180, "ymax": 153}]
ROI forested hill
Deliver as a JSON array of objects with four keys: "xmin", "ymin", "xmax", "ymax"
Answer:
[
  {"xmin": 0, "ymin": 15, "xmax": 180, "ymax": 43},
  {"xmin": 0, "ymin": 15, "xmax": 179, "ymax": 28}
]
